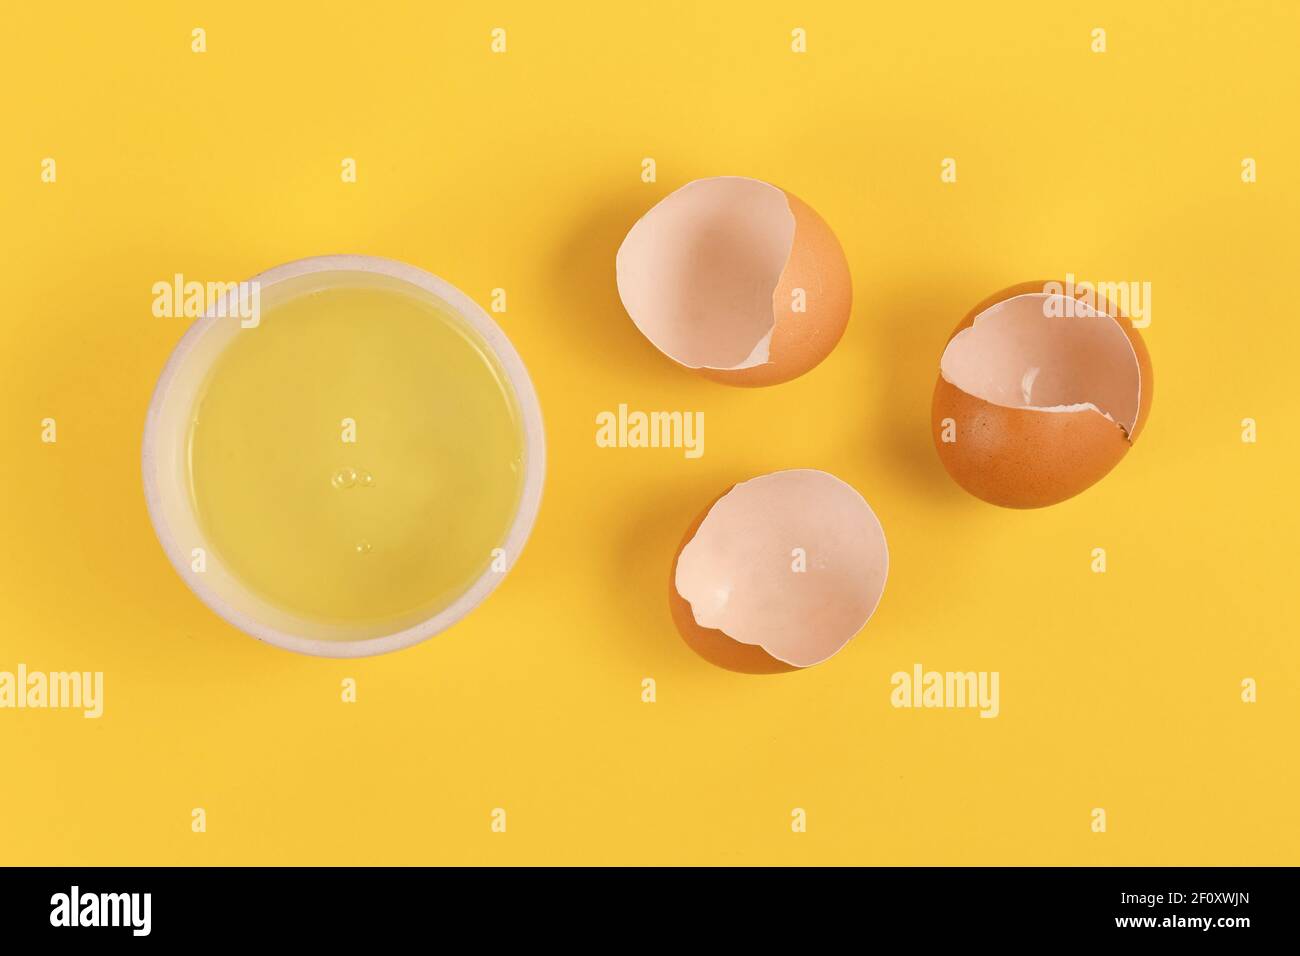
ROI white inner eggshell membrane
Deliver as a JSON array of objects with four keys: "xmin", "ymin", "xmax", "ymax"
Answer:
[
  {"xmin": 939, "ymin": 293, "xmax": 1142, "ymax": 434},
  {"xmin": 675, "ymin": 470, "xmax": 889, "ymax": 668},
  {"xmin": 616, "ymin": 177, "xmax": 795, "ymax": 370}
]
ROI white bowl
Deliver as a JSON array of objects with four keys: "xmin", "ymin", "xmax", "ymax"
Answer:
[{"xmin": 142, "ymin": 255, "xmax": 545, "ymax": 658}]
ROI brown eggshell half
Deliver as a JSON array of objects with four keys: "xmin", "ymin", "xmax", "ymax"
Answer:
[
  {"xmin": 669, "ymin": 470, "xmax": 888, "ymax": 673},
  {"xmin": 931, "ymin": 280, "xmax": 1154, "ymax": 508},
  {"xmin": 616, "ymin": 177, "xmax": 852, "ymax": 387}
]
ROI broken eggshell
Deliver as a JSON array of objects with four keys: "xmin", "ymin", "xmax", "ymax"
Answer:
[
  {"xmin": 931, "ymin": 280, "xmax": 1153, "ymax": 508},
  {"xmin": 670, "ymin": 469, "xmax": 888, "ymax": 673},
  {"xmin": 616, "ymin": 177, "xmax": 852, "ymax": 387}
]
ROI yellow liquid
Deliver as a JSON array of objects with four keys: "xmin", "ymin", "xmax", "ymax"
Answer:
[{"xmin": 187, "ymin": 283, "xmax": 525, "ymax": 630}]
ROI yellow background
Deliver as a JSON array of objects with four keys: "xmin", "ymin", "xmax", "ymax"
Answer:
[{"xmin": 2, "ymin": 1, "xmax": 1297, "ymax": 865}]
